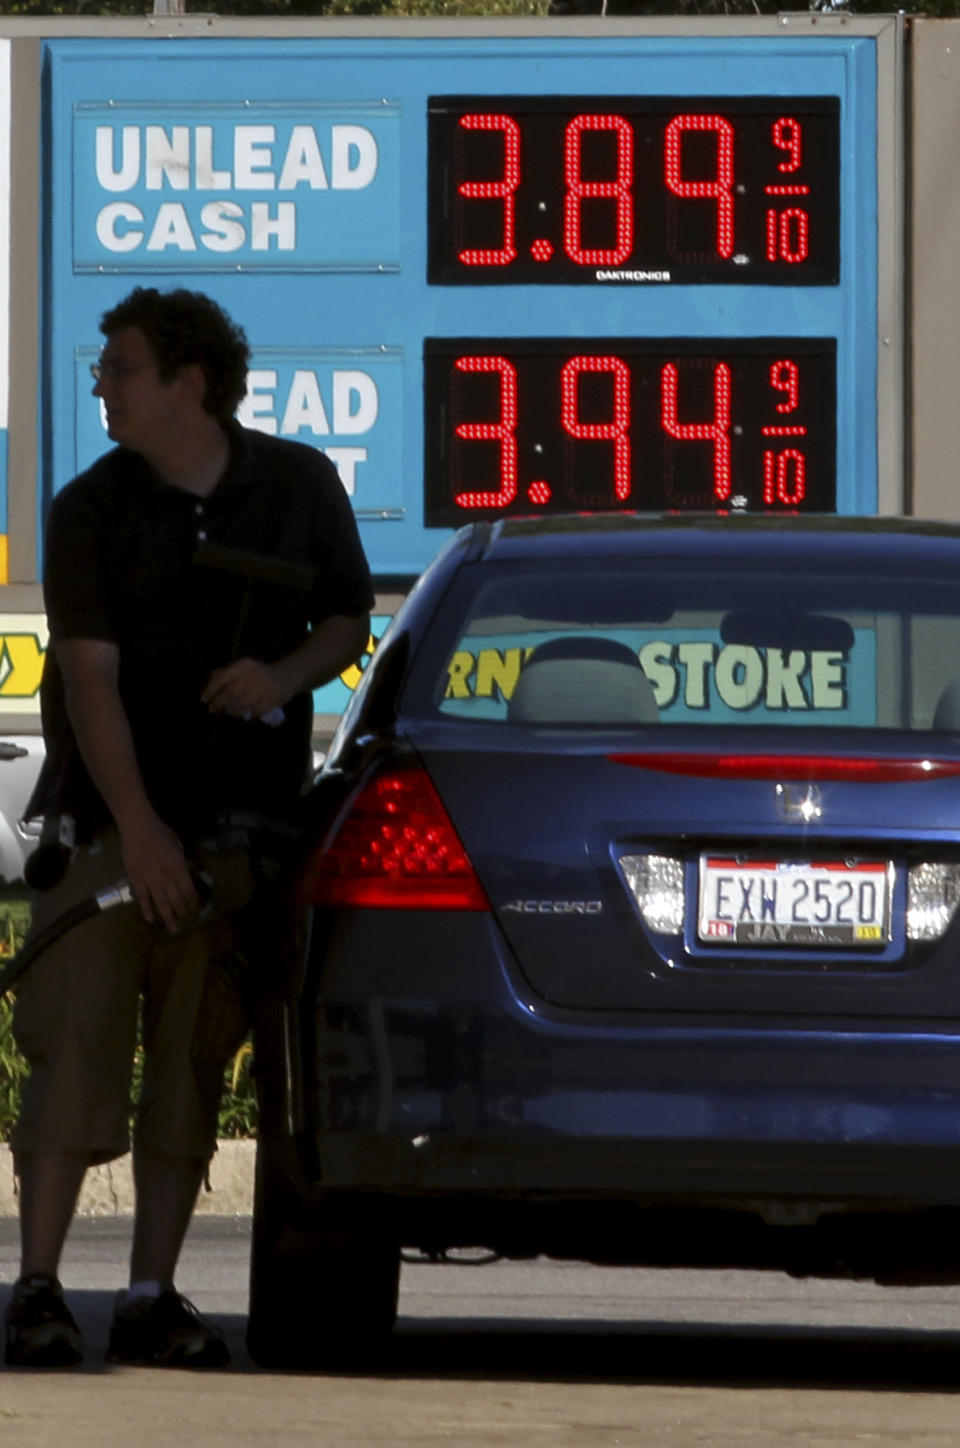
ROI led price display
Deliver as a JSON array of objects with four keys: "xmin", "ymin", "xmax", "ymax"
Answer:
[
  {"xmin": 45, "ymin": 30, "xmax": 893, "ymax": 577},
  {"xmin": 424, "ymin": 337, "xmax": 836, "ymax": 524},
  {"xmin": 428, "ymin": 95, "xmax": 840, "ymax": 286}
]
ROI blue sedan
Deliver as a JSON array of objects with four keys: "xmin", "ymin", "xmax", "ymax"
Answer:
[{"xmin": 248, "ymin": 513, "xmax": 960, "ymax": 1367}]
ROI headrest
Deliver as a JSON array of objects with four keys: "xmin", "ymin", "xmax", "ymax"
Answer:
[
  {"xmin": 507, "ymin": 637, "xmax": 659, "ymax": 726},
  {"xmin": 933, "ymin": 678, "xmax": 960, "ymax": 731}
]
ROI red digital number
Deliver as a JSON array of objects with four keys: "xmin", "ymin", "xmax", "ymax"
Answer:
[
  {"xmin": 661, "ymin": 362, "xmax": 732, "ymax": 501},
  {"xmin": 560, "ymin": 355, "xmax": 632, "ymax": 500},
  {"xmin": 444, "ymin": 348, "xmax": 821, "ymax": 518},
  {"xmin": 453, "ymin": 355, "xmax": 519, "ymax": 509},
  {"xmin": 764, "ymin": 448, "xmax": 807, "ymax": 506},
  {"xmin": 772, "ymin": 117, "xmax": 803, "ymax": 173},
  {"xmin": 765, "ymin": 118, "xmax": 810, "ymax": 265},
  {"xmin": 663, "ymin": 114, "xmax": 735, "ymax": 259},
  {"xmin": 457, "ymin": 114, "xmax": 520, "ymax": 267},
  {"xmin": 563, "ymin": 115, "xmax": 634, "ymax": 267},
  {"xmin": 765, "ymin": 206, "xmax": 809, "ymax": 264},
  {"xmin": 770, "ymin": 359, "xmax": 800, "ymax": 413},
  {"xmin": 763, "ymin": 357, "xmax": 807, "ymax": 504}
]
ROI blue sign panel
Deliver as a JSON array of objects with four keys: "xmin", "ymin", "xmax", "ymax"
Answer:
[
  {"xmin": 71, "ymin": 99, "xmax": 400, "ymax": 273},
  {"xmin": 43, "ymin": 32, "xmax": 880, "ymax": 578}
]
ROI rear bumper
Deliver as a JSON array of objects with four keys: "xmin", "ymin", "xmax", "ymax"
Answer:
[
  {"xmin": 316, "ymin": 1133, "xmax": 960, "ymax": 1207},
  {"xmin": 301, "ymin": 911, "xmax": 960, "ymax": 1208}
]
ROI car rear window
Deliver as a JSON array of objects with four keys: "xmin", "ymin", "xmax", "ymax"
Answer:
[{"xmin": 415, "ymin": 559, "xmax": 960, "ymax": 732}]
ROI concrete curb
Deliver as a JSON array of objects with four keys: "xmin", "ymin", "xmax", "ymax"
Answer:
[{"xmin": 0, "ymin": 1138, "xmax": 255, "ymax": 1217}]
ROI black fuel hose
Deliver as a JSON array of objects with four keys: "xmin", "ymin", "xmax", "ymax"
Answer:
[
  {"xmin": 0, "ymin": 880, "xmax": 135, "ymax": 1002},
  {"xmin": 0, "ymin": 867, "xmax": 223, "ymax": 1003},
  {"xmin": 0, "ymin": 812, "xmax": 301, "ymax": 1004}
]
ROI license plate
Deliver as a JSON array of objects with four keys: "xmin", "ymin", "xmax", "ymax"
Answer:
[{"xmin": 698, "ymin": 857, "xmax": 892, "ymax": 947}]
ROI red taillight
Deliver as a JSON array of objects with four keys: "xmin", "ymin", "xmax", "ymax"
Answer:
[
  {"xmin": 608, "ymin": 752, "xmax": 960, "ymax": 783},
  {"xmin": 299, "ymin": 764, "xmax": 489, "ymax": 910}
]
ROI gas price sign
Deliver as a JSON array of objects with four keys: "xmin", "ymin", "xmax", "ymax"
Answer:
[
  {"xmin": 428, "ymin": 96, "xmax": 839, "ymax": 286},
  {"xmin": 42, "ymin": 25, "xmax": 893, "ymax": 580},
  {"xmin": 424, "ymin": 338, "xmax": 836, "ymax": 523}
]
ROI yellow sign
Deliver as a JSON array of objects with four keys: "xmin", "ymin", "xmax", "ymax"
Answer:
[
  {"xmin": 0, "ymin": 616, "xmax": 49, "ymax": 710},
  {"xmin": 445, "ymin": 640, "xmax": 850, "ymax": 713},
  {"xmin": 339, "ymin": 631, "xmax": 379, "ymax": 691}
]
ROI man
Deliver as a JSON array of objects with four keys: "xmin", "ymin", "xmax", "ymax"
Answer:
[{"xmin": 3, "ymin": 287, "xmax": 373, "ymax": 1369}]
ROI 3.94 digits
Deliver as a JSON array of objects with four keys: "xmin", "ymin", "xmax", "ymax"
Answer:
[
  {"xmin": 423, "ymin": 339, "xmax": 837, "ymax": 525},
  {"xmin": 428, "ymin": 96, "xmax": 840, "ymax": 286}
]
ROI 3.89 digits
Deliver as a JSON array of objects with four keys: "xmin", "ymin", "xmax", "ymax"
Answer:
[
  {"xmin": 423, "ymin": 338, "xmax": 837, "ymax": 525},
  {"xmin": 428, "ymin": 96, "xmax": 840, "ymax": 286}
]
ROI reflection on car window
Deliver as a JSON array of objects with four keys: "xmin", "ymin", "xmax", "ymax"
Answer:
[{"xmin": 426, "ymin": 564, "xmax": 960, "ymax": 732}]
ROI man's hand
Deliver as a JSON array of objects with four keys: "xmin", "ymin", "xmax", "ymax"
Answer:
[
  {"xmin": 202, "ymin": 614, "xmax": 369, "ymax": 724},
  {"xmin": 119, "ymin": 815, "xmax": 200, "ymax": 933},
  {"xmin": 202, "ymin": 657, "xmax": 291, "ymax": 722}
]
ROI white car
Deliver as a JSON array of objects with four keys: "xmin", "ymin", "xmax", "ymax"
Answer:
[{"xmin": 0, "ymin": 737, "xmax": 44, "ymax": 887}]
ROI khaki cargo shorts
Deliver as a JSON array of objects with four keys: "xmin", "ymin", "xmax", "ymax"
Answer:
[{"xmin": 11, "ymin": 830, "xmax": 253, "ymax": 1166}]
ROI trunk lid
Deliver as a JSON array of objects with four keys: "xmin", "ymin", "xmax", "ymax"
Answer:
[{"xmin": 411, "ymin": 724, "xmax": 960, "ymax": 1019}]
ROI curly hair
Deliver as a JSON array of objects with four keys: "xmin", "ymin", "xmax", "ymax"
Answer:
[{"xmin": 100, "ymin": 287, "xmax": 250, "ymax": 423}]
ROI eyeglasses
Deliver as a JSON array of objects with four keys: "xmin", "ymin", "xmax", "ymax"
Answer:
[{"xmin": 90, "ymin": 361, "xmax": 154, "ymax": 384}]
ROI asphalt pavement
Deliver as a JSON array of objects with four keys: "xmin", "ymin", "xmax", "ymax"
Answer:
[
  {"xmin": 6, "ymin": 1219, "xmax": 960, "ymax": 1446},
  {"xmin": 8, "ymin": 1214, "xmax": 960, "ymax": 1366}
]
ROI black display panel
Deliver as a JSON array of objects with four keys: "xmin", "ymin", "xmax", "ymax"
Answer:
[
  {"xmin": 424, "ymin": 337, "xmax": 836, "ymax": 525},
  {"xmin": 428, "ymin": 95, "xmax": 840, "ymax": 286}
]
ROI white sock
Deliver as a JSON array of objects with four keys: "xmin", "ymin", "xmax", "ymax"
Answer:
[{"xmin": 121, "ymin": 1280, "xmax": 163, "ymax": 1306}]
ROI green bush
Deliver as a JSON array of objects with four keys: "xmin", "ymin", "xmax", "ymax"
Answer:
[
  {"xmin": 0, "ymin": 901, "xmax": 31, "ymax": 1144},
  {"xmin": 0, "ymin": 899, "xmax": 257, "ymax": 1145}
]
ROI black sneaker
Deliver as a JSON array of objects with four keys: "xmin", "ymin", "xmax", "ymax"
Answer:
[
  {"xmin": 107, "ymin": 1290, "xmax": 230, "ymax": 1369},
  {"xmin": 4, "ymin": 1273, "xmax": 84, "ymax": 1368}
]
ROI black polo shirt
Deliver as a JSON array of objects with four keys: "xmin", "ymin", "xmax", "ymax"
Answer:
[{"xmin": 29, "ymin": 423, "xmax": 374, "ymax": 839}]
